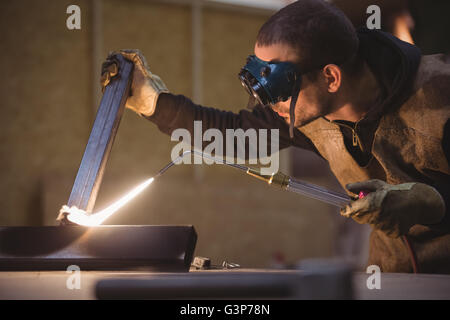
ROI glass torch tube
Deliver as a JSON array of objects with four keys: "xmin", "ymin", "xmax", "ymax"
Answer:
[{"xmin": 286, "ymin": 177, "xmax": 352, "ymax": 207}]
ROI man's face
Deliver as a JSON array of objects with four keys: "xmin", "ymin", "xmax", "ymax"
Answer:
[{"xmin": 254, "ymin": 43, "xmax": 334, "ymax": 128}]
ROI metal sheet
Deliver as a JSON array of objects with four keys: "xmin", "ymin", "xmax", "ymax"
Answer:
[
  {"xmin": 0, "ymin": 226, "xmax": 197, "ymax": 271},
  {"xmin": 67, "ymin": 55, "xmax": 133, "ymax": 213}
]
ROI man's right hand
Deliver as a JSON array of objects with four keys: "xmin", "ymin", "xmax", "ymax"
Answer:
[{"xmin": 100, "ymin": 49, "xmax": 169, "ymax": 117}]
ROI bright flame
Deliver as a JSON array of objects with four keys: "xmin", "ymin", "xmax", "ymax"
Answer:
[{"xmin": 60, "ymin": 177, "xmax": 154, "ymax": 226}]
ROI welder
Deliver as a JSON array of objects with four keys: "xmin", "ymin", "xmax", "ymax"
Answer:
[{"xmin": 101, "ymin": 0, "xmax": 450, "ymax": 273}]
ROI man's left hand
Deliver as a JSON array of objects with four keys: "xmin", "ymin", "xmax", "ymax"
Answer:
[{"xmin": 341, "ymin": 179, "xmax": 446, "ymax": 237}]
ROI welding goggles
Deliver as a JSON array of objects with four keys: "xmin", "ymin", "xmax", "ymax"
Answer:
[
  {"xmin": 238, "ymin": 54, "xmax": 302, "ymax": 137},
  {"xmin": 238, "ymin": 54, "xmax": 302, "ymax": 107}
]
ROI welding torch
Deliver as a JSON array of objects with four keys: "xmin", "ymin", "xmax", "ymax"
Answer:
[
  {"xmin": 159, "ymin": 150, "xmax": 355, "ymax": 208},
  {"xmin": 59, "ymin": 150, "xmax": 357, "ymax": 225},
  {"xmin": 159, "ymin": 151, "xmax": 421, "ymax": 273}
]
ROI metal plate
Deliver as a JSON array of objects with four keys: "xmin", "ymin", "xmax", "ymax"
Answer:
[{"xmin": 0, "ymin": 225, "xmax": 197, "ymax": 272}]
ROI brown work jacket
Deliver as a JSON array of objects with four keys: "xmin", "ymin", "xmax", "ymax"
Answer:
[{"xmin": 298, "ymin": 53, "xmax": 450, "ymax": 273}]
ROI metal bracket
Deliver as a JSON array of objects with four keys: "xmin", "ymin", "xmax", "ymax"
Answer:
[{"xmin": 65, "ymin": 55, "xmax": 133, "ymax": 215}]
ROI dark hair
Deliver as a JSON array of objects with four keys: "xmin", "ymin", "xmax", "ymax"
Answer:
[{"xmin": 256, "ymin": 0, "xmax": 359, "ymax": 74}]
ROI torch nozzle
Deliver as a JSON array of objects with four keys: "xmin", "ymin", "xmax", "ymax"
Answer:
[{"xmin": 155, "ymin": 150, "xmax": 248, "ymax": 178}]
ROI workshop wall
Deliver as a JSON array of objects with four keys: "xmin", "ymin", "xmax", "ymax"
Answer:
[
  {"xmin": 0, "ymin": 0, "xmax": 92, "ymax": 226},
  {"xmin": 0, "ymin": 0, "xmax": 340, "ymax": 268}
]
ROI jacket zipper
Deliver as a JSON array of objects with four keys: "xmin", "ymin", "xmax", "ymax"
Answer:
[{"xmin": 329, "ymin": 119, "xmax": 365, "ymax": 152}]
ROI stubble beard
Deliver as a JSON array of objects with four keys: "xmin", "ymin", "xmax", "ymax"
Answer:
[{"xmin": 292, "ymin": 98, "xmax": 334, "ymax": 129}]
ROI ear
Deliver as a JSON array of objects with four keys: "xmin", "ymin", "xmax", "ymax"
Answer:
[{"xmin": 322, "ymin": 64, "xmax": 342, "ymax": 93}]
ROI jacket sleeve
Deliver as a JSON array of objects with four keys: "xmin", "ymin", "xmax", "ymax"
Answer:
[
  {"xmin": 432, "ymin": 118, "xmax": 450, "ymax": 228},
  {"xmin": 146, "ymin": 93, "xmax": 320, "ymax": 156}
]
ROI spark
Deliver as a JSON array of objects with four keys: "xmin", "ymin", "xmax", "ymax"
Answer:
[{"xmin": 60, "ymin": 177, "xmax": 154, "ymax": 226}]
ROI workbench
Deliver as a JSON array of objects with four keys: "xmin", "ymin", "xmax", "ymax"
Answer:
[{"xmin": 1, "ymin": 269, "xmax": 449, "ymax": 300}]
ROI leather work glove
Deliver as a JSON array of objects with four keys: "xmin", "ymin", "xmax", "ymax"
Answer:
[
  {"xmin": 100, "ymin": 49, "xmax": 169, "ymax": 117},
  {"xmin": 340, "ymin": 179, "xmax": 446, "ymax": 238}
]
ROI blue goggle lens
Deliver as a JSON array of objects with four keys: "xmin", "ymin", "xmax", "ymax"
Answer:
[{"xmin": 238, "ymin": 55, "xmax": 301, "ymax": 106}]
